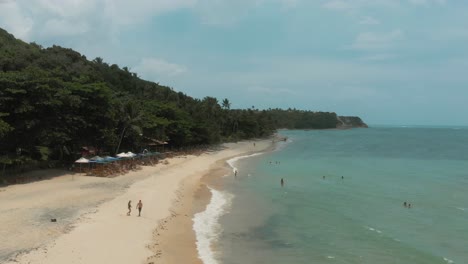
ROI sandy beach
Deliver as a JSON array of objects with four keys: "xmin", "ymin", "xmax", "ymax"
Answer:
[{"xmin": 1, "ymin": 139, "xmax": 273, "ymax": 264}]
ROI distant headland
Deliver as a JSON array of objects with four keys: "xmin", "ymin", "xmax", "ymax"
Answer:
[{"xmin": 337, "ymin": 116, "xmax": 369, "ymax": 129}]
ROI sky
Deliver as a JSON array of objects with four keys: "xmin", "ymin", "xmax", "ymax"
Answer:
[{"xmin": 1, "ymin": 0, "xmax": 468, "ymax": 126}]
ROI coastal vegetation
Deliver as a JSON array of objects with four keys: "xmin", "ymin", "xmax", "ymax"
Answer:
[{"xmin": 0, "ymin": 28, "xmax": 366, "ymax": 175}]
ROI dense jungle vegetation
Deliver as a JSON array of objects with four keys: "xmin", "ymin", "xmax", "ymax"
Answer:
[{"xmin": 0, "ymin": 28, "xmax": 365, "ymax": 171}]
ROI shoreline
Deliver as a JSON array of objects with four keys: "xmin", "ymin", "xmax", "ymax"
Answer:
[
  {"xmin": 144, "ymin": 139, "xmax": 276, "ymax": 264},
  {"xmin": 192, "ymin": 141, "xmax": 279, "ymax": 264},
  {"xmin": 1, "ymin": 139, "xmax": 275, "ymax": 264}
]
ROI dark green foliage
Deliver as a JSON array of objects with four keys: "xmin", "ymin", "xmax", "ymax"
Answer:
[{"xmin": 0, "ymin": 28, "xmax": 363, "ymax": 169}]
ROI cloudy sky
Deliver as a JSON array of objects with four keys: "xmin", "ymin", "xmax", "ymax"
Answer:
[{"xmin": 1, "ymin": 0, "xmax": 467, "ymax": 126}]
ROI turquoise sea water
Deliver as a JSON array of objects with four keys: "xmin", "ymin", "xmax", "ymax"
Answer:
[{"xmin": 217, "ymin": 127, "xmax": 468, "ymax": 264}]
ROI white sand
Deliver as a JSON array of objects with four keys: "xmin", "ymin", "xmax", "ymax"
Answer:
[{"xmin": 1, "ymin": 140, "xmax": 272, "ymax": 264}]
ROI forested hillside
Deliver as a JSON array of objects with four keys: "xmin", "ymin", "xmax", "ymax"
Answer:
[{"xmin": 0, "ymin": 28, "xmax": 366, "ymax": 169}]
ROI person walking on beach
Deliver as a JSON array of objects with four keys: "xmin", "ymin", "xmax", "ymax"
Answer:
[
  {"xmin": 137, "ymin": 200, "xmax": 143, "ymax": 217},
  {"xmin": 281, "ymin": 178, "xmax": 284, "ymax": 187},
  {"xmin": 234, "ymin": 170, "xmax": 238, "ymax": 177},
  {"xmin": 127, "ymin": 200, "xmax": 132, "ymax": 216}
]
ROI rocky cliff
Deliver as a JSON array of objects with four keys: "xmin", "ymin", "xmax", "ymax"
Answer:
[{"xmin": 337, "ymin": 116, "xmax": 368, "ymax": 128}]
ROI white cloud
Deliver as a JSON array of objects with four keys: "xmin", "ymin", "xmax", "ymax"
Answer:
[
  {"xmin": 0, "ymin": 0, "xmax": 305, "ymax": 41},
  {"xmin": 359, "ymin": 16, "xmax": 380, "ymax": 25},
  {"xmin": 0, "ymin": 0, "xmax": 197, "ymax": 40},
  {"xmin": 0, "ymin": 1, "xmax": 34, "ymax": 40},
  {"xmin": 103, "ymin": 0, "xmax": 196, "ymax": 26},
  {"xmin": 189, "ymin": 0, "xmax": 301, "ymax": 27},
  {"xmin": 134, "ymin": 58, "xmax": 187, "ymax": 80},
  {"xmin": 323, "ymin": 0, "xmax": 399, "ymax": 11},
  {"xmin": 351, "ymin": 29, "xmax": 403, "ymax": 50},
  {"xmin": 195, "ymin": 0, "xmax": 264, "ymax": 26},
  {"xmin": 322, "ymin": 0, "xmax": 445, "ymax": 10},
  {"xmin": 33, "ymin": 0, "xmax": 97, "ymax": 18},
  {"xmin": 43, "ymin": 19, "xmax": 89, "ymax": 36}
]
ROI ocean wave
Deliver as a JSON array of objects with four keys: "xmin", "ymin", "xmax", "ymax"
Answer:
[
  {"xmin": 193, "ymin": 188, "xmax": 234, "ymax": 264},
  {"xmin": 272, "ymin": 138, "xmax": 291, "ymax": 152},
  {"xmin": 226, "ymin": 152, "xmax": 265, "ymax": 173},
  {"xmin": 455, "ymin": 207, "xmax": 466, "ymax": 211},
  {"xmin": 365, "ymin": 226, "xmax": 383, "ymax": 234},
  {"xmin": 443, "ymin": 257, "xmax": 455, "ymax": 263}
]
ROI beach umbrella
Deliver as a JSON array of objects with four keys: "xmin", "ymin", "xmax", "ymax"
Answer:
[
  {"xmin": 89, "ymin": 156, "xmax": 104, "ymax": 161},
  {"xmin": 104, "ymin": 156, "xmax": 119, "ymax": 161},
  {"xmin": 75, "ymin": 157, "xmax": 89, "ymax": 163},
  {"xmin": 116, "ymin": 152, "xmax": 128, "ymax": 158},
  {"xmin": 74, "ymin": 157, "xmax": 89, "ymax": 172}
]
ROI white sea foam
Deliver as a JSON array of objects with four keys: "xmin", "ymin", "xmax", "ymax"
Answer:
[
  {"xmin": 193, "ymin": 188, "xmax": 234, "ymax": 264},
  {"xmin": 272, "ymin": 138, "xmax": 291, "ymax": 152},
  {"xmin": 443, "ymin": 257, "xmax": 455, "ymax": 263},
  {"xmin": 327, "ymin": 256, "xmax": 335, "ymax": 259},
  {"xmin": 365, "ymin": 226, "xmax": 383, "ymax": 234},
  {"xmin": 226, "ymin": 152, "xmax": 265, "ymax": 173},
  {"xmin": 455, "ymin": 207, "xmax": 466, "ymax": 211}
]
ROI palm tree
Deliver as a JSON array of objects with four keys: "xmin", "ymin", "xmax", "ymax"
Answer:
[
  {"xmin": 222, "ymin": 98, "xmax": 231, "ymax": 110},
  {"xmin": 115, "ymin": 101, "xmax": 143, "ymax": 154}
]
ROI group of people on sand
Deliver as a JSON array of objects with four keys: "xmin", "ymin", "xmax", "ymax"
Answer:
[
  {"xmin": 403, "ymin": 201, "xmax": 413, "ymax": 208},
  {"xmin": 127, "ymin": 200, "xmax": 143, "ymax": 216}
]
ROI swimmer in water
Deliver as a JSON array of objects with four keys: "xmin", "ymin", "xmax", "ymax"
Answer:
[
  {"xmin": 403, "ymin": 201, "xmax": 407, "ymax": 207},
  {"xmin": 281, "ymin": 178, "xmax": 284, "ymax": 187}
]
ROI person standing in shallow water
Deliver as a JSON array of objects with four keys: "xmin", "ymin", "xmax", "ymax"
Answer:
[
  {"xmin": 281, "ymin": 178, "xmax": 284, "ymax": 187},
  {"xmin": 127, "ymin": 200, "xmax": 132, "ymax": 216},
  {"xmin": 137, "ymin": 200, "xmax": 143, "ymax": 217}
]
